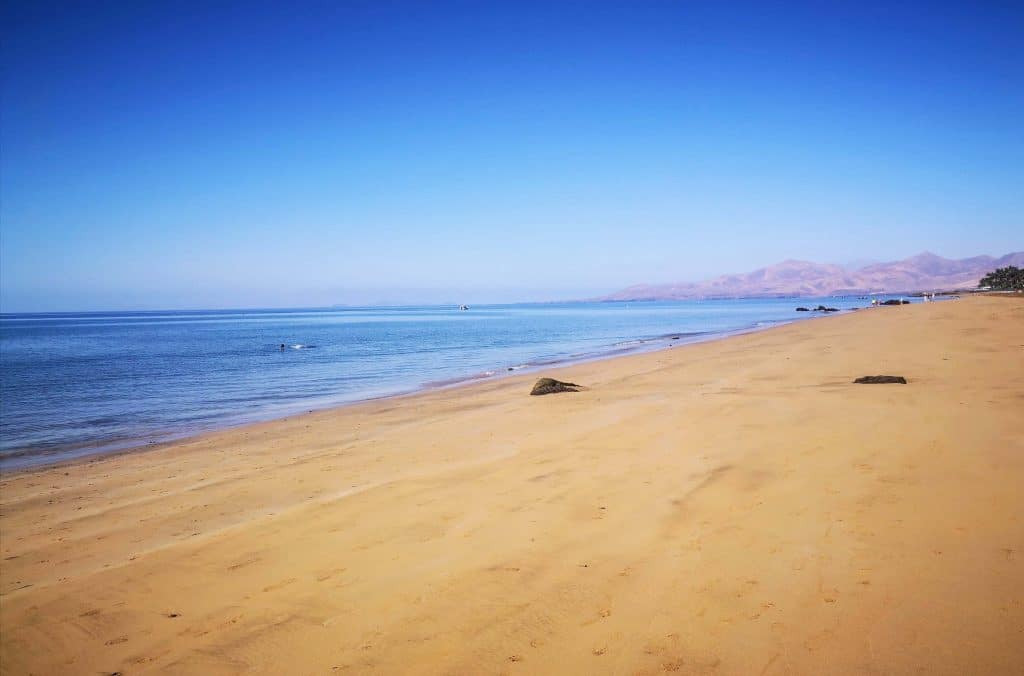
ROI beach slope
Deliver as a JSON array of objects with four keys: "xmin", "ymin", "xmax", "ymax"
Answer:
[{"xmin": 1, "ymin": 296, "xmax": 1022, "ymax": 674}]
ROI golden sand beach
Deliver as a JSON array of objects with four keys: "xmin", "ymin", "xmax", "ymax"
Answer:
[{"xmin": 1, "ymin": 296, "xmax": 1022, "ymax": 674}]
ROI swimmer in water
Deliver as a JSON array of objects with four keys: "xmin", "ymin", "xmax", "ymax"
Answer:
[{"xmin": 280, "ymin": 343, "xmax": 285, "ymax": 351}]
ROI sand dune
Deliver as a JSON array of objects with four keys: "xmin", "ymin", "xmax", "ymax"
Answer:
[{"xmin": 1, "ymin": 296, "xmax": 1022, "ymax": 674}]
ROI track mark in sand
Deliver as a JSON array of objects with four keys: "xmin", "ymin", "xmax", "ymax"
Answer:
[
  {"xmin": 508, "ymin": 655, "xmax": 522, "ymax": 662},
  {"xmin": 759, "ymin": 652, "xmax": 781, "ymax": 676},
  {"xmin": 486, "ymin": 565, "xmax": 521, "ymax": 573},
  {"xmin": 316, "ymin": 567, "xmax": 347, "ymax": 582},
  {"xmin": 804, "ymin": 628, "xmax": 835, "ymax": 653},
  {"xmin": 80, "ymin": 608, "xmax": 101, "ymax": 617},
  {"xmin": 581, "ymin": 607, "xmax": 612, "ymax": 626},
  {"xmin": 104, "ymin": 635, "xmax": 128, "ymax": 646},
  {"xmin": 263, "ymin": 577, "xmax": 297, "ymax": 593},
  {"xmin": 227, "ymin": 556, "xmax": 261, "ymax": 571},
  {"xmin": 670, "ymin": 464, "xmax": 733, "ymax": 512},
  {"xmin": 1004, "ymin": 548, "xmax": 1015, "ymax": 561}
]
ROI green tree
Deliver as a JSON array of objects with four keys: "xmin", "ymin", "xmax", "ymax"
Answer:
[{"xmin": 979, "ymin": 266, "xmax": 1024, "ymax": 291}]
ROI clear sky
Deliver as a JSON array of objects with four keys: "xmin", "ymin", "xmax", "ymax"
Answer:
[{"xmin": 2, "ymin": 1, "xmax": 1022, "ymax": 311}]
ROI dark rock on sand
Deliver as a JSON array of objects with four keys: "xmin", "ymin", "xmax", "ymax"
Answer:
[
  {"xmin": 854, "ymin": 375, "xmax": 907, "ymax": 384},
  {"xmin": 813, "ymin": 305, "xmax": 840, "ymax": 312},
  {"xmin": 796, "ymin": 307, "xmax": 810, "ymax": 311},
  {"xmin": 880, "ymin": 299, "xmax": 910, "ymax": 305},
  {"xmin": 530, "ymin": 378, "xmax": 581, "ymax": 395}
]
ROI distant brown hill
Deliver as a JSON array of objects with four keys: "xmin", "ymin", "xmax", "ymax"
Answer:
[{"xmin": 602, "ymin": 251, "xmax": 1024, "ymax": 300}]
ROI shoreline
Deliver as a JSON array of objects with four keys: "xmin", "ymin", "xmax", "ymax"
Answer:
[
  {"xmin": 2, "ymin": 295, "xmax": 1020, "ymax": 674},
  {"xmin": 0, "ymin": 310, "xmax": 821, "ymax": 473}
]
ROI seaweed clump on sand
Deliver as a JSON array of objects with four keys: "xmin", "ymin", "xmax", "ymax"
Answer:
[
  {"xmin": 854, "ymin": 375, "xmax": 907, "ymax": 384},
  {"xmin": 530, "ymin": 378, "xmax": 581, "ymax": 395}
]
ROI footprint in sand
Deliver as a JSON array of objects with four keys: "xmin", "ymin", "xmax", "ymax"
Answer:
[
  {"xmin": 582, "ymin": 607, "xmax": 613, "ymax": 626},
  {"xmin": 263, "ymin": 578, "xmax": 297, "ymax": 592},
  {"xmin": 316, "ymin": 567, "xmax": 347, "ymax": 582},
  {"xmin": 227, "ymin": 556, "xmax": 260, "ymax": 571}
]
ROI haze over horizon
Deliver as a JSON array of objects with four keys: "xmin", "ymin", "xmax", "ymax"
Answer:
[{"xmin": 2, "ymin": 1, "xmax": 1022, "ymax": 312}]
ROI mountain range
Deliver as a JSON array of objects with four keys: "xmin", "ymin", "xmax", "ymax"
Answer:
[{"xmin": 601, "ymin": 251, "xmax": 1024, "ymax": 301}]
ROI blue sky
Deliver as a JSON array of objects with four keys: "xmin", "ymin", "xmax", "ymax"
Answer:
[{"xmin": 2, "ymin": 1, "xmax": 1021, "ymax": 310}]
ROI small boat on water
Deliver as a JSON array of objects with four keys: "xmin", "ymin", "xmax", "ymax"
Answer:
[{"xmin": 459, "ymin": 304, "xmax": 469, "ymax": 311}]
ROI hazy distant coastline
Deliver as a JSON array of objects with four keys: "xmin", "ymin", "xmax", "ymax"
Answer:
[{"xmin": 601, "ymin": 251, "xmax": 1024, "ymax": 301}]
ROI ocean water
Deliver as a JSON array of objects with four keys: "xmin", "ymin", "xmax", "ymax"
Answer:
[{"xmin": 0, "ymin": 297, "xmax": 901, "ymax": 469}]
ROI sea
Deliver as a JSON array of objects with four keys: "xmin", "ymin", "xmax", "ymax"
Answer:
[{"xmin": 0, "ymin": 296, "xmax": 910, "ymax": 470}]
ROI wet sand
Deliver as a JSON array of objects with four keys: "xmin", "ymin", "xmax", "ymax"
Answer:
[{"xmin": 1, "ymin": 296, "xmax": 1022, "ymax": 674}]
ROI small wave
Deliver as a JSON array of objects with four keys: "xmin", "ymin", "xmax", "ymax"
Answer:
[
  {"xmin": 423, "ymin": 369, "xmax": 500, "ymax": 388},
  {"xmin": 658, "ymin": 331, "xmax": 706, "ymax": 340}
]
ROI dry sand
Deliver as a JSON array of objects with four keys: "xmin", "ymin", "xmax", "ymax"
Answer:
[{"xmin": 1, "ymin": 296, "xmax": 1022, "ymax": 675}]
